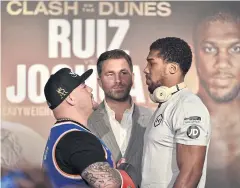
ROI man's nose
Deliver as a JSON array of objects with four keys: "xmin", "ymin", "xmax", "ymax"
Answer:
[
  {"xmin": 215, "ymin": 50, "xmax": 231, "ymax": 69},
  {"xmin": 115, "ymin": 74, "xmax": 121, "ymax": 83},
  {"xmin": 143, "ymin": 66, "xmax": 149, "ymax": 74}
]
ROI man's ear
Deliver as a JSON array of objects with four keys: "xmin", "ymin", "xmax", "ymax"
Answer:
[
  {"xmin": 169, "ymin": 63, "xmax": 179, "ymax": 74},
  {"xmin": 97, "ymin": 77, "xmax": 102, "ymax": 88},
  {"xmin": 65, "ymin": 94, "xmax": 75, "ymax": 106}
]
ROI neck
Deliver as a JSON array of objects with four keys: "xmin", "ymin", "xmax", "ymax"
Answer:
[
  {"xmin": 54, "ymin": 110, "xmax": 90, "ymax": 127},
  {"xmin": 105, "ymin": 96, "xmax": 132, "ymax": 112},
  {"xmin": 105, "ymin": 96, "xmax": 132, "ymax": 122},
  {"xmin": 198, "ymin": 87, "xmax": 240, "ymax": 116},
  {"xmin": 164, "ymin": 76, "xmax": 184, "ymax": 88}
]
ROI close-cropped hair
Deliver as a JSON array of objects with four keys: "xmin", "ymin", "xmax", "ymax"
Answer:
[
  {"xmin": 150, "ymin": 37, "xmax": 192, "ymax": 76},
  {"xmin": 97, "ymin": 49, "xmax": 133, "ymax": 76},
  {"xmin": 192, "ymin": 9, "xmax": 240, "ymax": 45}
]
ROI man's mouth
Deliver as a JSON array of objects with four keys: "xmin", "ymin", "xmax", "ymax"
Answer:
[
  {"xmin": 211, "ymin": 78, "xmax": 233, "ymax": 88},
  {"xmin": 145, "ymin": 74, "xmax": 151, "ymax": 83},
  {"xmin": 112, "ymin": 86, "xmax": 125, "ymax": 91},
  {"xmin": 213, "ymin": 76, "xmax": 233, "ymax": 79},
  {"xmin": 212, "ymin": 73, "xmax": 234, "ymax": 79},
  {"xmin": 145, "ymin": 78, "xmax": 151, "ymax": 85}
]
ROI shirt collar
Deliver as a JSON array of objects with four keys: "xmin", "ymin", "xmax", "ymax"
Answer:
[{"xmin": 104, "ymin": 99, "xmax": 135, "ymax": 117}]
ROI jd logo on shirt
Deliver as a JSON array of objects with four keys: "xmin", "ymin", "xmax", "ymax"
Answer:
[
  {"xmin": 154, "ymin": 114, "xmax": 163, "ymax": 127},
  {"xmin": 187, "ymin": 125, "xmax": 200, "ymax": 139}
]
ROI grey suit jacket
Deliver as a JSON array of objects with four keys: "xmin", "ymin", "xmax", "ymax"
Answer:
[{"xmin": 88, "ymin": 102, "xmax": 152, "ymax": 185}]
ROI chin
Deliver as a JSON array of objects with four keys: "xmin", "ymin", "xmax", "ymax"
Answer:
[
  {"xmin": 148, "ymin": 85, "xmax": 156, "ymax": 94},
  {"xmin": 92, "ymin": 106, "xmax": 98, "ymax": 111},
  {"xmin": 148, "ymin": 88, "xmax": 153, "ymax": 94}
]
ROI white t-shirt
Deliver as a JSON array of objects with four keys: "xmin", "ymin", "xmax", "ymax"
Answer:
[{"xmin": 141, "ymin": 88, "xmax": 211, "ymax": 188}]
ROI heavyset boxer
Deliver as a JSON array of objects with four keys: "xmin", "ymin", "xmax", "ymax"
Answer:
[{"xmin": 42, "ymin": 68, "xmax": 138, "ymax": 188}]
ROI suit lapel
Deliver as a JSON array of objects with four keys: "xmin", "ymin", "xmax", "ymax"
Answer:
[
  {"xmin": 124, "ymin": 105, "xmax": 146, "ymax": 159},
  {"xmin": 124, "ymin": 105, "xmax": 139, "ymax": 158},
  {"xmin": 96, "ymin": 102, "xmax": 122, "ymax": 161}
]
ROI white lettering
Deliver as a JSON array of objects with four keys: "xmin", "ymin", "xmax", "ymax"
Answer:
[
  {"xmin": 49, "ymin": 19, "xmax": 71, "ymax": 58},
  {"xmin": 73, "ymin": 19, "xmax": 95, "ymax": 58},
  {"xmin": 157, "ymin": 2, "xmax": 171, "ymax": 17},
  {"xmin": 5, "ymin": 64, "xmax": 146, "ymax": 104},
  {"xmin": 28, "ymin": 64, "xmax": 49, "ymax": 103},
  {"xmin": 99, "ymin": 2, "xmax": 113, "ymax": 16},
  {"xmin": 107, "ymin": 19, "xmax": 129, "ymax": 56},
  {"xmin": 48, "ymin": 19, "xmax": 129, "ymax": 59},
  {"xmin": 189, "ymin": 128, "xmax": 199, "ymax": 136},
  {"xmin": 6, "ymin": 65, "xmax": 26, "ymax": 103}
]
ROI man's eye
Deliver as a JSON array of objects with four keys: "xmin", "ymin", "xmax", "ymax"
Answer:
[
  {"xmin": 148, "ymin": 62, "xmax": 152, "ymax": 67},
  {"xmin": 203, "ymin": 46, "xmax": 217, "ymax": 54},
  {"xmin": 229, "ymin": 46, "xmax": 240, "ymax": 53}
]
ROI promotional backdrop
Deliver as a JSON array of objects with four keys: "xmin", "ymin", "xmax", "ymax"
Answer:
[{"xmin": 1, "ymin": 1, "xmax": 240, "ymax": 188}]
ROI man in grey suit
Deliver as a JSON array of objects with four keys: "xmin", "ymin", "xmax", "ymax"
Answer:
[{"xmin": 88, "ymin": 49, "xmax": 152, "ymax": 185}]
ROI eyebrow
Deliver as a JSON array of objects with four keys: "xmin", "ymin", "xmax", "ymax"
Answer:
[
  {"xmin": 201, "ymin": 38, "xmax": 240, "ymax": 45},
  {"xmin": 106, "ymin": 69, "xmax": 130, "ymax": 73},
  {"xmin": 146, "ymin": 57, "xmax": 155, "ymax": 61},
  {"xmin": 201, "ymin": 41, "xmax": 215, "ymax": 45},
  {"xmin": 104, "ymin": 70, "xmax": 115, "ymax": 74}
]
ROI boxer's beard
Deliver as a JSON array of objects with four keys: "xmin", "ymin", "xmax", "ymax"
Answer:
[
  {"xmin": 148, "ymin": 80, "xmax": 162, "ymax": 94},
  {"xmin": 104, "ymin": 81, "xmax": 132, "ymax": 102},
  {"xmin": 199, "ymin": 78, "xmax": 240, "ymax": 103}
]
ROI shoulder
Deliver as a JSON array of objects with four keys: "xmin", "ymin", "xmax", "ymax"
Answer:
[
  {"xmin": 181, "ymin": 89, "xmax": 204, "ymax": 103},
  {"xmin": 172, "ymin": 89, "xmax": 210, "ymax": 119},
  {"xmin": 88, "ymin": 102, "xmax": 106, "ymax": 132},
  {"xmin": 57, "ymin": 130, "xmax": 102, "ymax": 151},
  {"xmin": 134, "ymin": 104, "xmax": 153, "ymax": 116},
  {"xmin": 88, "ymin": 102, "xmax": 105, "ymax": 120},
  {"xmin": 134, "ymin": 105, "xmax": 153, "ymax": 128},
  {"xmin": 181, "ymin": 90, "xmax": 208, "ymax": 111},
  {"xmin": 59, "ymin": 130, "xmax": 97, "ymax": 143}
]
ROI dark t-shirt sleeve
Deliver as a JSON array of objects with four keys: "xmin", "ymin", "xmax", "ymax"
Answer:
[{"xmin": 56, "ymin": 131, "xmax": 107, "ymax": 174}]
